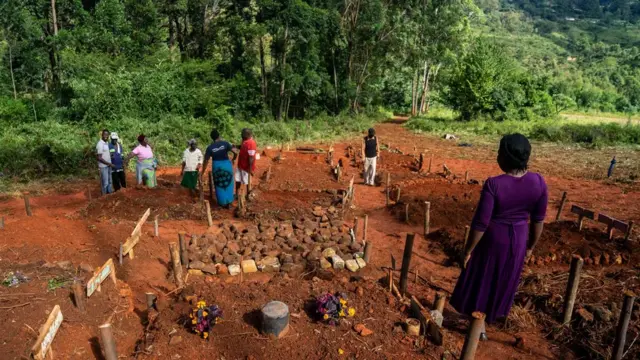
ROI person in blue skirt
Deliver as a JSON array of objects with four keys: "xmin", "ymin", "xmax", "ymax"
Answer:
[{"xmin": 202, "ymin": 130, "xmax": 237, "ymax": 208}]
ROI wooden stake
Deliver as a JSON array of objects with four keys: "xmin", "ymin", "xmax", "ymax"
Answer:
[
  {"xmin": 72, "ymin": 281, "xmax": 85, "ymax": 312},
  {"xmin": 612, "ymin": 290, "xmax": 636, "ymax": 360},
  {"xmin": 625, "ymin": 221, "xmax": 634, "ymax": 242},
  {"xmin": 208, "ymin": 171, "xmax": 214, "ymax": 203},
  {"xmin": 118, "ymin": 243, "xmax": 123, "ymax": 266},
  {"xmin": 363, "ymin": 242, "xmax": 372, "ymax": 263},
  {"xmin": 428, "ymin": 156, "xmax": 433, "ymax": 173},
  {"xmin": 353, "ymin": 216, "xmax": 359, "ymax": 241},
  {"xmin": 24, "ymin": 194, "xmax": 32, "ymax": 216},
  {"xmin": 169, "ymin": 242, "xmax": 184, "ymax": 288},
  {"xmin": 266, "ymin": 165, "xmax": 272, "ymax": 182},
  {"xmin": 405, "ymin": 203, "xmax": 410, "ymax": 223},
  {"xmin": 556, "ymin": 192, "xmax": 568, "ymax": 221},
  {"xmin": 336, "ymin": 166, "xmax": 341, "ymax": 182},
  {"xmin": 396, "ymin": 187, "xmax": 401, "ymax": 202},
  {"xmin": 414, "ymin": 269, "xmax": 419, "ymax": 283},
  {"xmin": 388, "ymin": 269, "xmax": 393, "ymax": 292},
  {"xmin": 562, "ymin": 255, "xmax": 584, "ymax": 325},
  {"xmin": 204, "ymin": 200, "xmax": 213, "ymax": 227},
  {"xmin": 424, "ymin": 202, "xmax": 431, "ymax": 236},
  {"xmin": 363, "ymin": 215, "xmax": 368, "ymax": 242},
  {"xmin": 153, "ymin": 215, "xmax": 159, "ymax": 237},
  {"xmin": 419, "ymin": 153, "xmax": 424, "ymax": 172},
  {"xmin": 99, "ymin": 323, "xmax": 118, "ymax": 360},
  {"xmin": 385, "ymin": 173, "xmax": 391, "ymax": 207},
  {"xmin": 464, "ymin": 171, "xmax": 469, "ymax": 182},
  {"xmin": 460, "ymin": 312, "xmax": 486, "ymax": 360},
  {"xmin": 399, "ymin": 233, "xmax": 416, "ymax": 296},
  {"xmin": 434, "ymin": 292, "xmax": 446, "ymax": 313},
  {"xmin": 178, "ymin": 232, "xmax": 187, "ymax": 265}
]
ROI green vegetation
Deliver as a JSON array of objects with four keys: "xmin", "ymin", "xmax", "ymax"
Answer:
[
  {"xmin": 407, "ymin": 108, "xmax": 640, "ymax": 146},
  {"xmin": 2, "ymin": 0, "xmax": 640, "ymax": 181}
]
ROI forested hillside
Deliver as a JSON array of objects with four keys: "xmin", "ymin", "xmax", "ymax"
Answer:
[{"xmin": 1, "ymin": 0, "xmax": 639, "ymax": 179}]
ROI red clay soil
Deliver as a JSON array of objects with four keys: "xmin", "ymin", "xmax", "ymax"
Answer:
[{"xmin": 1, "ymin": 117, "xmax": 639, "ymax": 359}]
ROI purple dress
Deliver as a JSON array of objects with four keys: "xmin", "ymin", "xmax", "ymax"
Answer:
[{"xmin": 450, "ymin": 172, "xmax": 548, "ymax": 323}]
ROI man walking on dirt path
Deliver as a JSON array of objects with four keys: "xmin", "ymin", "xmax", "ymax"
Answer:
[
  {"xmin": 362, "ymin": 128, "xmax": 379, "ymax": 186},
  {"xmin": 181, "ymin": 139, "xmax": 203, "ymax": 201},
  {"xmin": 236, "ymin": 128, "xmax": 257, "ymax": 199},
  {"xmin": 96, "ymin": 129, "xmax": 115, "ymax": 195},
  {"xmin": 109, "ymin": 132, "xmax": 126, "ymax": 192}
]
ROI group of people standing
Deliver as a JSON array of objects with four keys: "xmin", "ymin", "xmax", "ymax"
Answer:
[
  {"xmin": 95, "ymin": 128, "xmax": 257, "ymax": 209},
  {"xmin": 96, "ymin": 130, "xmax": 156, "ymax": 195}
]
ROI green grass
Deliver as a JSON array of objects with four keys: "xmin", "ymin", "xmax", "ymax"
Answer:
[
  {"xmin": 0, "ymin": 109, "xmax": 391, "ymax": 192},
  {"xmin": 406, "ymin": 108, "xmax": 640, "ymax": 147}
]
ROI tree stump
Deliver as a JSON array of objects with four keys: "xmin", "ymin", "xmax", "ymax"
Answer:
[{"xmin": 261, "ymin": 301, "xmax": 290, "ymax": 339}]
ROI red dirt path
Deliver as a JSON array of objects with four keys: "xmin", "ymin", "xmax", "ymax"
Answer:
[{"xmin": 1, "ymin": 117, "xmax": 639, "ymax": 359}]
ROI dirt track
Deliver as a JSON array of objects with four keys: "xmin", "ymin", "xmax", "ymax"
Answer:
[{"xmin": 1, "ymin": 118, "xmax": 639, "ymax": 359}]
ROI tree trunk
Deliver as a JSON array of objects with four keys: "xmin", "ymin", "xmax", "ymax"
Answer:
[
  {"xmin": 419, "ymin": 61, "xmax": 430, "ymax": 114},
  {"xmin": 277, "ymin": 26, "xmax": 289, "ymax": 121},
  {"xmin": 7, "ymin": 38, "xmax": 17, "ymax": 99},
  {"xmin": 411, "ymin": 70, "xmax": 419, "ymax": 116},
  {"xmin": 259, "ymin": 36, "xmax": 268, "ymax": 99},
  {"xmin": 51, "ymin": 0, "xmax": 58, "ymax": 35},
  {"xmin": 168, "ymin": 16, "xmax": 176, "ymax": 48},
  {"xmin": 425, "ymin": 64, "xmax": 441, "ymax": 114},
  {"xmin": 333, "ymin": 49, "xmax": 339, "ymax": 113},
  {"xmin": 175, "ymin": 17, "xmax": 185, "ymax": 56}
]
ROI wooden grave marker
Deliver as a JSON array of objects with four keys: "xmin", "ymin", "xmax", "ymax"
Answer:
[
  {"xmin": 598, "ymin": 214, "xmax": 616, "ymax": 240},
  {"xmin": 571, "ymin": 205, "xmax": 595, "ymax": 231},
  {"xmin": 121, "ymin": 208, "xmax": 151, "ymax": 259},
  {"xmin": 86, "ymin": 258, "xmax": 117, "ymax": 297},
  {"xmin": 31, "ymin": 305, "xmax": 63, "ymax": 360},
  {"xmin": 613, "ymin": 219, "xmax": 629, "ymax": 234}
]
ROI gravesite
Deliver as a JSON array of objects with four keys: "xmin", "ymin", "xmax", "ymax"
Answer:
[{"xmin": 1, "ymin": 1, "xmax": 640, "ymax": 359}]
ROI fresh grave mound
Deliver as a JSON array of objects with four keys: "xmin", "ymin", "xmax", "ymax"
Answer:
[{"xmin": 183, "ymin": 206, "xmax": 368, "ymax": 276}]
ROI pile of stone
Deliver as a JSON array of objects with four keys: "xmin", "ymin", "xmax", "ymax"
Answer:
[{"xmin": 184, "ymin": 206, "xmax": 367, "ymax": 276}]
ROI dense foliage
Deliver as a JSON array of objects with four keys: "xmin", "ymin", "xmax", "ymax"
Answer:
[{"xmin": 1, "ymin": 0, "xmax": 640, "ymax": 179}]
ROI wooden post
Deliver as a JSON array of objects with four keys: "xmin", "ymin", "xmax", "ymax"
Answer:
[
  {"xmin": 153, "ymin": 215, "xmax": 159, "ymax": 237},
  {"xmin": 625, "ymin": 221, "xmax": 634, "ymax": 242},
  {"xmin": 178, "ymin": 233, "xmax": 187, "ymax": 265},
  {"xmin": 363, "ymin": 242, "xmax": 372, "ymax": 263},
  {"xmin": 24, "ymin": 194, "xmax": 32, "ymax": 216},
  {"xmin": 460, "ymin": 312, "xmax": 486, "ymax": 360},
  {"xmin": 118, "ymin": 243, "xmax": 123, "ymax": 266},
  {"xmin": 556, "ymin": 192, "xmax": 567, "ymax": 221},
  {"xmin": 146, "ymin": 292, "xmax": 157, "ymax": 311},
  {"xmin": 169, "ymin": 242, "xmax": 184, "ymax": 288},
  {"xmin": 386, "ymin": 173, "xmax": 391, "ymax": 207},
  {"xmin": 419, "ymin": 153, "xmax": 424, "ymax": 172},
  {"xmin": 363, "ymin": 215, "xmax": 368, "ymax": 242},
  {"xmin": 562, "ymin": 255, "xmax": 584, "ymax": 325},
  {"xmin": 405, "ymin": 203, "xmax": 410, "ymax": 223},
  {"xmin": 428, "ymin": 156, "xmax": 433, "ymax": 173},
  {"xmin": 72, "ymin": 281, "xmax": 85, "ymax": 312},
  {"xmin": 336, "ymin": 166, "xmax": 341, "ymax": 182},
  {"xmin": 266, "ymin": 165, "xmax": 272, "ymax": 182},
  {"xmin": 612, "ymin": 291, "xmax": 636, "ymax": 360},
  {"xmin": 204, "ymin": 200, "xmax": 213, "ymax": 227},
  {"xmin": 353, "ymin": 216, "xmax": 359, "ymax": 242},
  {"xmin": 435, "ymin": 293, "xmax": 446, "ymax": 313},
  {"xmin": 399, "ymin": 233, "xmax": 416, "ymax": 296},
  {"xmin": 464, "ymin": 171, "xmax": 469, "ymax": 182},
  {"xmin": 396, "ymin": 187, "xmax": 402, "ymax": 202},
  {"xmin": 424, "ymin": 202, "xmax": 430, "ymax": 237},
  {"xmin": 99, "ymin": 323, "xmax": 118, "ymax": 360},
  {"xmin": 208, "ymin": 172, "xmax": 214, "ymax": 203}
]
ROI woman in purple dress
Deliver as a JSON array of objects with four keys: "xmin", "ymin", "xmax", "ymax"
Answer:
[{"xmin": 450, "ymin": 133, "xmax": 548, "ymax": 340}]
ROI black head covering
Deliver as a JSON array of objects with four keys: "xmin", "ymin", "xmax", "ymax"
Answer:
[{"xmin": 498, "ymin": 133, "xmax": 531, "ymax": 172}]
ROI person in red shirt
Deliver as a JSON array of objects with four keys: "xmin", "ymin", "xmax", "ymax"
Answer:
[{"xmin": 235, "ymin": 128, "xmax": 257, "ymax": 199}]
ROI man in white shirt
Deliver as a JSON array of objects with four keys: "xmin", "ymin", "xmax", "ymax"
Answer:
[
  {"xmin": 96, "ymin": 129, "xmax": 114, "ymax": 195},
  {"xmin": 181, "ymin": 139, "xmax": 203, "ymax": 200}
]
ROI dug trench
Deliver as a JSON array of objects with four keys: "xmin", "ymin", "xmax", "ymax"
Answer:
[{"xmin": 1, "ymin": 119, "xmax": 640, "ymax": 359}]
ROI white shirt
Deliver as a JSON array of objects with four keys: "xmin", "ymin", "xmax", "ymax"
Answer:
[
  {"xmin": 96, "ymin": 140, "xmax": 111, "ymax": 168},
  {"xmin": 183, "ymin": 148, "xmax": 203, "ymax": 172}
]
